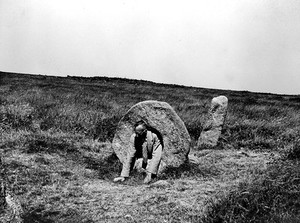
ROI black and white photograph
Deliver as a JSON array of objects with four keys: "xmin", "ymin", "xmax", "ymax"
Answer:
[{"xmin": 1, "ymin": 0, "xmax": 300, "ymax": 222}]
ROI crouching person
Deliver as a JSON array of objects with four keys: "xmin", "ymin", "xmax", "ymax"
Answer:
[{"xmin": 113, "ymin": 120, "xmax": 163, "ymax": 184}]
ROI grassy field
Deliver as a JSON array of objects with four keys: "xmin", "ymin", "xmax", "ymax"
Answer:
[{"xmin": 0, "ymin": 71, "xmax": 300, "ymax": 222}]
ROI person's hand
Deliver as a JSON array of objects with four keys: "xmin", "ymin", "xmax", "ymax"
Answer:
[
  {"xmin": 143, "ymin": 173, "xmax": 152, "ymax": 184},
  {"xmin": 113, "ymin": 176, "xmax": 126, "ymax": 182}
]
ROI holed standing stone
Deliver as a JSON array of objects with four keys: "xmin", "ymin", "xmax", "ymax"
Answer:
[
  {"xmin": 112, "ymin": 100, "xmax": 191, "ymax": 173},
  {"xmin": 197, "ymin": 95, "xmax": 228, "ymax": 148}
]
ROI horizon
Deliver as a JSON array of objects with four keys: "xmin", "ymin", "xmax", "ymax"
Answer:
[
  {"xmin": 2, "ymin": 70, "xmax": 299, "ymax": 96},
  {"xmin": 1, "ymin": 0, "xmax": 300, "ymax": 95}
]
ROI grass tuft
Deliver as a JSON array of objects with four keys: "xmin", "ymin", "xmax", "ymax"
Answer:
[
  {"xmin": 286, "ymin": 140, "xmax": 300, "ymax": 160},
  {"xmin": 83, "ymin": 152, "xmax": 122, "ymax": 180},
  {"xmin": 202, "ymin": 160, "xmax": 300, "ymax": 223},
  {"xmin": 25, "ymin": 134, "xmax": 78, "ymax": 155}
]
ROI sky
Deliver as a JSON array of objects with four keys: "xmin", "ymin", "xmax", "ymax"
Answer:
[{"xmin": 1, "ymin": 0, "xmax": 300, "ymax": 95}]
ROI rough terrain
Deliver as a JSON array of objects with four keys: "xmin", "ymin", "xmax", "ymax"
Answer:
[{"xmin": 6, "ymin": 142, "xmax": 277, "ymax": 222}]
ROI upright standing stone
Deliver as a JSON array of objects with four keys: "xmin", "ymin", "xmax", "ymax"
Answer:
[
  {"xmin": 197, "ymin": 96, "xmax": 228, "ymax": 148},
  {"xmin": 112, "ymin": 100, "xmax": 191, "ymax": 173}
]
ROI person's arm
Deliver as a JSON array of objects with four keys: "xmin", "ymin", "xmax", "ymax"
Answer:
[{"xmin": 147, "ymin": 133, "xmax": 162, "ymax": 175}]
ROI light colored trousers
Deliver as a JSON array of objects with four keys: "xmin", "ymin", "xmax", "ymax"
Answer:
[{"xmin": 121, "ymin": 131, "xmax": 162, "ymax": 177}]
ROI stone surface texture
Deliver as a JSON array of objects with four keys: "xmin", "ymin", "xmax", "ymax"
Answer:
[
  {"xmin": 197, "ymin": 95, "xmax": 228, "ymax": 148},
  {"xmin": 112, "ymin": 100, "xmax": 191, "ymax": 173}
]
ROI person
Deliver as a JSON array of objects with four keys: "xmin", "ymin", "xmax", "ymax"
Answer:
[{"xmin": 113, "ymin": 120, "xmax": 163, "ymax": 184}]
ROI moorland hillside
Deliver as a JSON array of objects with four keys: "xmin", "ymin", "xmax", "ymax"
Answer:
[{"xmin": 1, "ymin": 71, "xmax": 300, "ymax": 222}]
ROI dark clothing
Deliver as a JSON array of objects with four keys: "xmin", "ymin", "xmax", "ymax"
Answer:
[{"xmin": 120, "ymin": 130, "xmax": 162, "ymax": 177}]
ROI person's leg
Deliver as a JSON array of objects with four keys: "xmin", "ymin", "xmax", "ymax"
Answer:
[{"xmin": 144, "ymin": 145, "xmax": 162, "ymax": 183}]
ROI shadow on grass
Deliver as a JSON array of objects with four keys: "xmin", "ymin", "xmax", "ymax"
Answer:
[
  {"xmin": 25, "ymin": 135, "xmax": 79, "ymax": 156},
  {"xmin": 83, "ymin": 153, "xmax": 220, "ymax": 186},
  {"xmin": 1, "ymin": 160, "xmax": 52, "ymax": 195},
  {"xmin": 83, "ymin": 153, "xmax": 122, "ymax": 180},
  {"xmin": 23, "ymin": 207, "xmax": 95, "ymax": 223},
  {"xmin": 115, "ymin": 160, "xmax": 221, "ymax": 186},
  {"xmin": 159, "ymin": 161, "xmax": 220, "ymax": 180},
  {"xmin": 286, "ymin": 140, "xmax": 300, "ymax": 160},
  {"xmin": 22, "ymin": 207, "xmax": 56, "ymax": 223}
]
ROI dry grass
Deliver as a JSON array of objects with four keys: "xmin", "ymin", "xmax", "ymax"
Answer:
[
  {"xmin": 1, "ymin": 71, "xmax": 300, "ymax": 222},
  {"xmin": 203, "ymin": 158, "xmax": 300, "ymax": 223}
]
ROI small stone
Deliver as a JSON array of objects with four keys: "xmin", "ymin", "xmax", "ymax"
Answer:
[{"xmin": 151, "ymin": 180, "xmax": 171, "ymax": 188}]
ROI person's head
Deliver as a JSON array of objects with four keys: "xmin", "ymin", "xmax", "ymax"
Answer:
[{"xmin": 134, "ymin": 120, "xmax": 147, "ymax": 137}]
